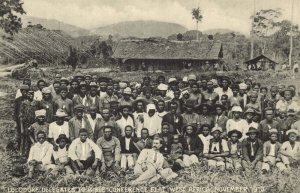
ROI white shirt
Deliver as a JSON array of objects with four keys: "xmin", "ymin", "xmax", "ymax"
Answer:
[
  {"xmin": 116, "ymin": 116, "xmax": 135, "ymax": 137},
  {"xmin": 136, "ymin": 149, "xmax": 164, "ymax": 170},
  {"xmin": 125, "ymin": 137, "xmax": 131, "ymax": 151},
  {"xmin": 28, "ymin": 141, "xmax": 53, "ymax": 165},
  {"xmin": 133, "ymin": 112, "xmax": 144, "ymax": 138},
  {"xmin": 68, "ymin": 138, "xmax": 102, "ymax": 161},
  {"xmin": 269, "ymin": 143, "xmax": 276, "ymax": 157},
  {"xmin": 53, "ymin": 146, "xmax": 68, "ymax": 163},
  {"xmin": 143, "ymin": 113, "xmax": 161, "ymax": 136},
  {"xmin": 48, "ymin": 121, "xmax": 69, "ymax": 143},
  {"xmin": 80, "ymin": 142, "xmax": 87, "ymax": 160},
  {"xmin": 214, "ymin": 87, "xmax": 233, "ymax": 99},
  {"xmin": 86, "ymin": 114, "xmax": 102, "ymax": 132},
  {"xmin": 34, "ymin": 90, "xmax": 43, "ymax": 101},
  {"xmin": 204, "ymin": 139, "xmax": 229, "ymax": 154},
  {"xmin": 198, "ymin": 134, "xmax": 213, "ymax": 153},
  {"xmin": 226, "ymin": 119, "xmax": 249, "ymax": 140}
]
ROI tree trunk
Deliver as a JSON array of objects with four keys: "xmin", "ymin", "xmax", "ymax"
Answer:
[
  {"xmin": 289, "ymin": 0, "xmax": 294, "ymax": 67},
  {"xmin": 250, "ymin": 38, "xmax": 254, "ymax": 59},
  {"xmin": 196, "ymin": 21, "xmax": 199, "ymax": 41}
]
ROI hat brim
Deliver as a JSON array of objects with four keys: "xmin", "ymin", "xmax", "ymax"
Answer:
[
  {"xmin": 56, "ymin": 137, "xmax": 71, "ymax": 144},
  {"xmin": 246, "ymin": 130, "xmax": 259, "ymax": 135},
  {"xmin": 228, "ymin": 130, "xmax": 242, "ymax": 139},
  {"xmin": 119, "ymin": 105, "xmax": 133, "ymax": 111}
]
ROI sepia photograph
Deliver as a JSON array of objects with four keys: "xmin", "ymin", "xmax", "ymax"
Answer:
[{"xmin": 0, "ymin": 0, "xmax": 300, "ymax": 192}]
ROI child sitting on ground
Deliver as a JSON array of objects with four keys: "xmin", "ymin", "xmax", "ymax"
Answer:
[
  {"xmin": 51, "ymin": 134, "xmax": 74, "ymax": 175},
  {"xmin": 168, "ymin": 134, "xmax": 184, "ymax": 171}
]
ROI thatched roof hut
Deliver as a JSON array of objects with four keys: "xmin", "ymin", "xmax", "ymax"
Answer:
[
  {"xmin": 112, "ymin": 38, "xmax": 223, "ymax": 71},
  {"xmin": 244, "ymin": 54, "xmax": 278, "ymax": 71}
]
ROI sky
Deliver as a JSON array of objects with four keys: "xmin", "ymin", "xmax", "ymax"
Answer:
[{"xmin": 22, "ymin": 0, "xmax": 300, "ymax": 35}]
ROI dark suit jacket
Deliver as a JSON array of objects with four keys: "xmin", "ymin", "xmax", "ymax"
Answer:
[
  {"xmin": 159, "ymin": 134, "xmax": 173, "ymax": 156},
  {"xmin": 119, "ymin": 136, "xmax": 139, "ymax": 154},
  {"xmin": 181, "ymin": 135, "xmax": 203, "ymax": 156},
  {"xmin": 242, "ymin": 138, "xmax": 263, "ymax": 162},
  {"xmin": 162, "ymin": 113, "xmax": 184, "ymax": 134}
]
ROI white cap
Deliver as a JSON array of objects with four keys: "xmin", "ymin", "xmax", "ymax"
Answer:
[
  {"xmin": 231, "ymin": 106, "xmax": 243, "ymax": 113},
  {"xmin": 239, "ymin": 83, "xmax": 248, "ymax": 90},
  {"xmin": 168, "ymin": 78, "xmax": 177, "ymax": 83},
  {"xmin": 182, "ymin": 77, "xmax": 188, "ymax": 82},
  {"xmin": 188, "ymin": 74, "xmax": 197, "ymax": 81},
  {"xmin": 157, "ymin": 83, "xmax": 168, "ymax": 91}
]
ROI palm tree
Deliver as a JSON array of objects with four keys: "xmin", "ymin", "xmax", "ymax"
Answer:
[{"xmin": 192, "ymin": 7, "xmax": 203, "ymax": 41}]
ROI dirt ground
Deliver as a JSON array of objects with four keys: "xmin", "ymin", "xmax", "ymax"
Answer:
[{"xmin": 0, "ymin": 68, "xmax": 300, "ymax": 193}]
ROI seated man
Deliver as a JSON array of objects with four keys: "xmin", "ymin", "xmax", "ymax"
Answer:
[
  {"xmin": 241, "ymin": 127, "xmax": 263, "ymax": 172},
  {"xmin": 96, "ymin": 126, "xmax": 121, "ymax": 174},
  {"xmin": 27, "ymin": 131, "xmax": 55, "ymax": 178},
  {"xmin": 68, "ymin": 128, "xmax": 101, "ymax": 176},
  {"xmin": 51, "ymin": 134, "xmax": 74, "ymax": 175},
  {"xmin": 203, "ymin": 126, "xmax": 229, "ymax": 171},
  {"xmin": 168, "ymin": 134, "xmax": 184, "ymax": 171},
  {"xmin": 226, "ymin": 130, "xmax": 243, "ymax": 172},
  {"xmin": 262, "ymin": 129, "xmax": 286, "ymax": 173},
  {"xmin": 280, "ymin": 129, "xmax": 300, "ymax": 169},
  {"xmin": 136, "ymin": 128, "xmax": 153, "ymax": 150},
  {"xmin": 120, "ymin": 125, "xmax": 139, "ymax": 172},
  {"xmin": 182, "ymin": 124, "xmax": 203, "ymax": 167},
  {"xmin": 131, "ymin": 138, "xmax": 177, "ymax": 185}
]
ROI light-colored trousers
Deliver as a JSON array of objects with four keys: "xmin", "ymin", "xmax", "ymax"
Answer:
[
  {"xmin": 262, "ymin": 156, "xmax": 286, "ymax": 171},
  {"xmin": 121, "ymin": 154, "xmax": 135, "ymax": 169},
  {"xmin": 226, "ymin": 158, "xmax": 242, "ymax": 171},
  {"xmin": 183, "ymin": 154, "xmax": 199, "ymax": 167}
]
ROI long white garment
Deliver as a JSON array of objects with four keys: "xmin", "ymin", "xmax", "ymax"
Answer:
[
  {"xmin": 116, "ymin": 116, "xmax": 135, "ymax": 137},
  {"xmin": 226, "ymin": 119, "xmax": 249, "ymax": 140}
]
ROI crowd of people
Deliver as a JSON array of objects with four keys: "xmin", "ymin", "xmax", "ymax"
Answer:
[{"xmin": 13, "ymin": 72, "xmax": 300, "ymax": 184}]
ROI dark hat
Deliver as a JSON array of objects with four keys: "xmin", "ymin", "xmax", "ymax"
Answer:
[
  {"xmin": 20, "ymin": 84, "xmax": 30, "ymax": 90},
  {"xmin": 74, "ymin": 104, "xmax": 85, "ymax": 110},
  {"xmin": 214, "ymin": 101, "xmax": 224, "ymax": 109},
  {"xmin": 55, "ymin": 134, "xmax": 71, "ymax": 144},
  {"xmin": 109, "ymin": 100, "xmax": 119, "ymax": 106},
  {"xmin": 60, "ymin": 85, "xmax": 68, "ymax": 91},
  {"xmin": 246, "ymin": 127, "xmax": 259, "ymax": 135},
  {"xmin": 74, "ymin": 72, "xmax": 84, "ymax": 79},
  {"xmin": 132, "ymin": 97, "xmax": 148, "ymax": 108},
  {"xmin": 244, "ymin": 108, "xmax": 256, "ymax": 115},
  {"xmin": 228, "ymin": 129, "xmax": 242, "ymax": 139},
  {"xmin": 79, "ymin": 128, "xmax": 88, "ymax": 134},
  {"xmin": 98, "ymin": 77, "xmax": 109, "ymax": 83},
  {"xmin": 119, "ymin": 105, "xmax": 132, "ymax": 111},
  {"xmin": 70, "ymin": 79, "xmax": 79, "ymax": 84},
  {"xmin": 182, "ymin": 124, "xmax": 197, "ymax": 132},
  {"xmin": 201, "ymin": 123, "xmax": 211, "ymax": 130},
  {"xmin": 220, "ymin": 76, "xmax": 231, "ymax": 82}
]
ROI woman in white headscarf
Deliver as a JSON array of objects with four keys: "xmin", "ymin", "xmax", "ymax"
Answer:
[{"xmin": 143, "ymin": 104, "xmax": 162, "ymax": 137}]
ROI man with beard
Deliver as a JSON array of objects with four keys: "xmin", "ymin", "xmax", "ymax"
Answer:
[
  {"xmin": 69, "ymin": 128, "xmax": 101, "ymax": 176},
  {"xmin": 131, "ymin": 138, "xmax": 165, "ymax": 185},
  {"xmin": 94, "ymin": 108, "xmax": 119, "ymax": 141},
  {"xmin": 96, "ymin": 126, "xmax": 121, "ymax": 174}
]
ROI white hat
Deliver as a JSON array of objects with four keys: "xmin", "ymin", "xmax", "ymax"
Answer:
[
  {"xmin": 55, "ymin": 109, "xmax": 67, "ymax": 117},
  {"xmin": 239, "ymin": 83, "xmax": 248, "ymax": 90},
  {"xmin": 123, "ymin": 87, "xmax": 132, "ymax": 95},
  {"xmin": 135, "ymin": 83, "xmax": 142, "ymax": 89},
  {"xmin": 42, "ymin": 87, "xmax": 51, "ymax": 94},
  {"xmin": 157, "ymin": 83, "xmax": 168, "ymax": 91},
  {"xmin": 35, "ymin": 109, "xmax": 46, "ymax": 118},
  {"xmin": 168, "ymin": 78, "xmax": 177, "ymax": 83},
  {"xmin": 286, "ymin": 129, "xmax": 298, "ymax": 136},
  {"xmin": 211, "ymin": 126, "xmax": 222, "ymax": 133},
  {"xmin": 211, "ymin": 79, "xmax": 218, "ymax": 86},
  {"xmin": 182, "ymin": 77, "xmax": 188, "ymax": 82},
  {"xmin": 188, "ymin": 74, "xmax": 197, "ymax": 81},
  {"xmin": 231, "ymin": 106, "xmax": 243, "ymax": 113}
]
